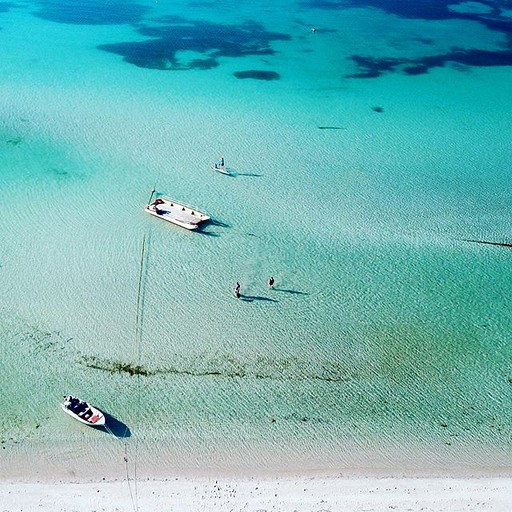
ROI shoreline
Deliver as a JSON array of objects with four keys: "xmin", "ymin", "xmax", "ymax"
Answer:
[
  {"xmin": 1, "ymin": 471, "xmax": 511, "ymax": 512},
  {"xmin": 4, "ymin": 464, "xmax": 512, "ymax": 484},
  {"xmin": 3, "ymin": 437, "xmax": 512, "ymax": 484}
]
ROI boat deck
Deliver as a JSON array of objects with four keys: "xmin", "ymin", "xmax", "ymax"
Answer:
[
  {"xmin": 62, "ymin": 397, "xmax": 106, "ymax": 426},
  {"xmin": 145, "ymin": 198, "xmax": 210, "ymax": 230}
]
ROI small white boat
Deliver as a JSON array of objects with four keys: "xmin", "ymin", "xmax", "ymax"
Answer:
[
  {"xmin": 61, "ymin": 396, "xmax": 106, "ymax": 426},
  {"xmin": 145, "ymin": 192, "xmax": 210, "ymax": 230},
  {"xmin": 211, "ymin": 156, "xmax": 229, "ymax": 175}
]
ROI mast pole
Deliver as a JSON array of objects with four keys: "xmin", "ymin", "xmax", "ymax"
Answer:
[{"xmin": 148, "ymin": 188, "xmax": 156, "ymax": 205}]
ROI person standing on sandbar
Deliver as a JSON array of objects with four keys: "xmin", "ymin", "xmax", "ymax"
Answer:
[{"xmin": 268, "ymin": 276, "xmax": 275, "ymax": 289}]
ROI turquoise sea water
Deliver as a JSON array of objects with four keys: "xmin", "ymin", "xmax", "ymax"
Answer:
[{"xmin": 1, "ymin": 0, "xmax": 512, "ymax": 479}]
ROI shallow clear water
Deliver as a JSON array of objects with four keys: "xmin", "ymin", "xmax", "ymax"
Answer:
[{"xmin": 1, "ymin": 0, "xmax": 512, "ymax": 479}]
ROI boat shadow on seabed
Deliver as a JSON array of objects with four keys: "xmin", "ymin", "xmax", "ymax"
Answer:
[
  {"xmin": 272, "ymin": 287, "xmax": 309, "ymax": 296},
  {"xmin": 229, "ymin": 169, "xmax": 263, "ymax": 178},
  {"xmin": 102, "ymin": 413, "xmax": 132, "ymax": 438},
  {"xmin": 240, "ymin": 294, "xmax": 278, "ymax": 303},
  {"xmin": 196, "ymin": 218, "xmax": 228, "ymax": 237}
]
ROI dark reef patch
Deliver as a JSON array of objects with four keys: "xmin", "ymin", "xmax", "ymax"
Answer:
[
  {"xmin": 403, "ymin": 64, "xmax": 429, "ymax": 75},
  {"xmin": 79, "ymin": 354, "xmax": 351, "ymax": 383},
  {"xmin": 233, "ymin": 70, "xmax": 280, "ymax": 80},
  {"xmin": 46, "ymin": 166, "xmax": 85, "ymax": 182},
  {"xmin": 26, "ymin": 325, "xmax": 72, "ymax": 356},
  {"xmin": 302, "ymin": 0, "xmax": 512, "ymax": 78},
  {"xmin": 301, "ymin": 0, "xmax": 507, "ymax": 26},
  {"xmin": 98, "ymin": 16, "xmax": 290, "ymax": 70},
  {"xmin": 347, "ymin": 47, "xmax": 512, "ymax": 78},
  {"xmin": 0, "ymin": 2, "xmax": 17, "ymax": 13},
  {"xmin": 33, "ymin": 0, "xmax": 149, "ymax": 25},
  {"xmin": 47, "ymin": 167, "xmax": 70, "ymax": 178},
  {"xmin": 81, "ymin": 356, "xmax": 156, "ymax": 376},
  {"xmin": 347, "ymin": 56, "xmax": 400, "ymax": 79}
]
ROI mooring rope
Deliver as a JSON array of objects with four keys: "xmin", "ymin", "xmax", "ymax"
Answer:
[
  {"xmin": 100, "ymin": 235, "xmax": 148, "ymax": 512},
  {"xmin": 130, "ymin": 233, "xmax": 148, "ymax": 512},
  {"xmin": 104, "ymin": 422, "xmax": 137, "ymax": 511},
  {"xmin": 124, "ymin": 442, "xmax": 137, "ymax": 512},
  {"xmin": 114, "ymin": 234, "xmax": 148, "ymax": 512}
]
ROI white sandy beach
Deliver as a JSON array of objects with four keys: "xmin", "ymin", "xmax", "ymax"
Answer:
[{"xmin": 1, "ymin": 474, "xmax": 511, "ymax": 512}]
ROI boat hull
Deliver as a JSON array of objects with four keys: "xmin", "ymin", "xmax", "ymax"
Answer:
[
  {"xmin": 211, "ymin": 164, "xmax": 229, "ymax": 175},
  {"xmin": 61, "ymin": 402, "xmax": 106, "ymax": 427}
]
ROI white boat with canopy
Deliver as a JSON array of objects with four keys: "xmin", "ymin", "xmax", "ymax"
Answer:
[{"xmin": 61, "ymin": 395, "xmax": 106, "ymax": 426}]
